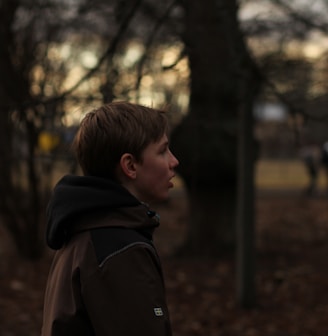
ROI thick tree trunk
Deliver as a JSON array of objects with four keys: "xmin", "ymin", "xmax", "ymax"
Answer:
[
  {"xmin": 182, "ymin": 187, "xmax": 236, "ymax": 256},
  {"xmin": 171, "ymin": 0, "xmax": 241, "ymax": 256},
  {"xmin": 172, "ymin": 0, "xmax": 259, "ymax": 257},
  {"xmin": 172, "ymin": 114, "xmax": 237, "ymax": 256}
]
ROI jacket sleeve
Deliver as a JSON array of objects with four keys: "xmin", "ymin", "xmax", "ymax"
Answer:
[{"xmin": 82, "ymin": 244, "xmax": 172, "ymax": 336}]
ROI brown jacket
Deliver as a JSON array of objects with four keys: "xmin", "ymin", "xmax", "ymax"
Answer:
[{"xmin": 41, "ymin": 175, "xmax": 172, "ymax": 336}]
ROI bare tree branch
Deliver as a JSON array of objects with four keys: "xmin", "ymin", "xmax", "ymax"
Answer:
[
  {"xmin": 135, "ymin": 0, "xmax": 180, "ymax": 93},
  {"xmin": 271, "ymin": 0, "xmax": 328, "ymax": 33},
  {"xmin": 7, "ymin": 0, "xmax": 143, "ymax": 111}
]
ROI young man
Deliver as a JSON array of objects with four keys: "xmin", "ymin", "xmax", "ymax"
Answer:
[{"xmin": 41, "ymin": 101, "xmax": 179, "ymax": 336}]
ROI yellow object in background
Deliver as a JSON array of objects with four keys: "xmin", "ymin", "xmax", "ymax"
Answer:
[{"xmin": 38, "ymin": 131, "xmax": 60, "ymax": 152}]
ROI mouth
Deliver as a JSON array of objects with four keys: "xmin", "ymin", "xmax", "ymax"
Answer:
[{"xmin": 168, "ymin": 175, "xmax": 175, "ymax": 188}]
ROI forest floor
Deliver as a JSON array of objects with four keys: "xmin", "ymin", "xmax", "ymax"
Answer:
[{"xmin": 1, "ymin": 186, "xmax": 328, "ymax": 336}]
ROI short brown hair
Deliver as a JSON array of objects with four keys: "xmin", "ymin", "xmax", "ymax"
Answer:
[{"xmin": 73, "ymin": 101, "xmax": 168, "ymax": 178}]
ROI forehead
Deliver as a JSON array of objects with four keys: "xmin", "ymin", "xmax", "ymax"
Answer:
[
  {"xmin": 144, "ymin": 134, "xmax": 168, "ymax": 151},
  {"xmin": 156, "ymin": 134, "xmax": 168, "ymax": 145}
]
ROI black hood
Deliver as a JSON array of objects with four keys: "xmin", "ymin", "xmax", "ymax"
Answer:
[{"xmin": 46, "ymin": 175, "xmax": 141, "ymax": 250}]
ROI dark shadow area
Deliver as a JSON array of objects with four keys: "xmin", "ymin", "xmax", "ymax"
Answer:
[{"xmin": 1, "ymin": 184, "xmax": 328, "ymax": 335}]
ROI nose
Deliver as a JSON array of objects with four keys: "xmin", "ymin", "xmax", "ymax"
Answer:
[{"xmin": 169, "ymin": 150, "xmax": 179, "ymax": 168}]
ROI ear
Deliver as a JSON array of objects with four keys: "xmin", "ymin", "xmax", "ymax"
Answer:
[{"xmin": 119, "ymin": 153, "xmax": 137, "ymax": 179}]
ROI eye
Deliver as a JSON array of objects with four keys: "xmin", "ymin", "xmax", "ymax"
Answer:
[
  {"xmin": 159, "ymin": 145, "xmax": 168, "ymax": 155},
  {"xmin": 158, "ymin": 140, "xmax": 169, "ymax": 155}
]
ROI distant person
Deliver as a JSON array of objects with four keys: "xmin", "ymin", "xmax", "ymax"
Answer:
[
  {"xmin": 299, "ymin": 144, "xmax": 320, "ymax": 196},
  {"xmin": 41, "ymin": 101, "xmax": 179, "ymax": 336}
]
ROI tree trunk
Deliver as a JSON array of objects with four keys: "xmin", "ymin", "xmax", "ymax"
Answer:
[
  {"xmin": 236, "ymin": 80, "xmax": 257, "ymax": 308},
  {"xmin": 0, "ymin": 0, "xmax": 44, "ymax": 259},
  {"xmin": 172, "ymin": 0, "xmax": 260, "ymax": 257},
  {"xmin": 182, "ymin": 187, "xmax": 236, "ymax": 256},
  {"xmin": 172, "ymin": 114, "xmax": 237, "ymax": 256},
  {"xmin": 171, "ymin": 0, "xmax": 242, "ymax": 256}
]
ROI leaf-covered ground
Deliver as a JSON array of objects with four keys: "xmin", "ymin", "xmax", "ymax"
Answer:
[{"xmin": 1, "ymin": 189, "xmax": 328, "ymax": 336}]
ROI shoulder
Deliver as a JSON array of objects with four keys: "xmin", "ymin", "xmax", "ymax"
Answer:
[{"xmin": 90, "ymin": 227, "xmax": 156, "ymax": 267}]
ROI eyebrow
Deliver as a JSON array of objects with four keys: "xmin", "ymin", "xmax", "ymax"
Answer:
[{"xmin": 160, "ymin": 140, "xmax": 169, "ymax": 148}]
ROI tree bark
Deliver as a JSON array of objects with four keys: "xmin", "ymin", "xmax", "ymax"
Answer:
[
  {"xmin": 172, "ymin": 0, "xmax": 246, "ymax": 256},
  {"xmin": 0, "ymin": 0, "xmax": 43, "ymax": 259},
  {"xmin": 236, "ymin": 79, "xmax": 257, "ymax": 308},
  {"xmin": 171, "ymin": 0, "xmax": 262, "ymax": 261}
]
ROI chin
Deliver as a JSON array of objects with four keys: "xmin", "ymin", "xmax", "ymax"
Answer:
[{"xmin": 150, "ymin": 194, "xmax": 169, "ymax": 204}]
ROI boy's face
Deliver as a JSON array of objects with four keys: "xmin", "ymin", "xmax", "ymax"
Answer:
[{"xmin": 133, "ymin": 134, "xmax": 179, "ymax": 203}]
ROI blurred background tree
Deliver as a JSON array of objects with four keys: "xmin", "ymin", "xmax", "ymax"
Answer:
[
  {"xmin": 170, "ymin": 0, "xmax": 259, "ymax": 258},
  {"xmin": 1, "ymin": 0, "xmax": 328, "ymax": 265}
]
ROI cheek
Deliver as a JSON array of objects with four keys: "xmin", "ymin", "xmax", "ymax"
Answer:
[
  {"xmin": 147, "ymin": 168, "xmax": 165, "ymax": 184},
  {"xmin": 142, "ymin": 165, "xmax": 167, "ymax": 189}
]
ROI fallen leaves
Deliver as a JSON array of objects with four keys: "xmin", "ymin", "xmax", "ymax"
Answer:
[{"xmin": 2, "ymin": 193, "xmax": 328, "ymax": 335}]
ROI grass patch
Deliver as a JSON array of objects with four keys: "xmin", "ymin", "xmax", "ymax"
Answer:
[{"xmin": 256, "ymin": 159, "xmax": 327, "ymax": 190}]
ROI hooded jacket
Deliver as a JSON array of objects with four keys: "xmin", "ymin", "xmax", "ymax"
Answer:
[{"xmin": 41, "ymin": 175, "xmax": 172, "ymax": 336}]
